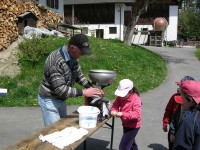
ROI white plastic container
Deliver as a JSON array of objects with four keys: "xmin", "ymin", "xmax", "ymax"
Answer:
[
  {"xmin": 0, "ymin": 88, "xmax": 7, "ymax": 97},
  {"xmin": 77, "ymin": 106, "xmax": 100, "ymax": 128}
]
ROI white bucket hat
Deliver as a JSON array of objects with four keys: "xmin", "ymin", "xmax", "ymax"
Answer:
[{"xmin": 115, "ymin": 79, "xmax": 133, "ymax": 97}]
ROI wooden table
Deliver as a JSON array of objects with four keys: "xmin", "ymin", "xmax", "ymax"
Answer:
[{"xmin": 3, "ymin": 111, "xmax": 115, "ymax": 150}]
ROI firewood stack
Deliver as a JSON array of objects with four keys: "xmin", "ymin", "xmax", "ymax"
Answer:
[{"xmin": 0, "ymin": 0, "xmax": 63, "ymax": 51}]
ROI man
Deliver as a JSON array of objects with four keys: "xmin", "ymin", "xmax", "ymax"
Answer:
[{"xmin": 38, "ymin": 34, "xmax": 101, "ymax": 126}]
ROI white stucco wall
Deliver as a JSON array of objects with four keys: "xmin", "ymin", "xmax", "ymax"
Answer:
[
  {"xmin": 74, "ymin": 3, "xmax": 125, "ymax": 41},
  {"xmin": 166, "ymin": 5, "xmax": 178, "ymax": 41}
]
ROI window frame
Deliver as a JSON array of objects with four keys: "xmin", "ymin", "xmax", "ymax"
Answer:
[
  {"xmin": 109, "ymin": 27, "xmax": 117, "ymax": 34},
  {"xmin": 47, "ymin": 0, "xmax": 59, "ymax": 9}
]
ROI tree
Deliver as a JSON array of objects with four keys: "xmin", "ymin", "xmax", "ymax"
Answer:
[
  {"xmin": 123, "ymin": 0, "xmax": 150, "ymax": 46},
  {"xmin": 123, "ymin": 0, "xmax": 183, "ymax": 46},
  {"xmin": 178, "ymin": 0, "xmax": 200, "ymax": 41}
]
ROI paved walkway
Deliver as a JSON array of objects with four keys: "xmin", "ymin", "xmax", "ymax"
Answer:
[{"xmin": 0, "ymin": 46, "xmax": 199, "ymax": 150}]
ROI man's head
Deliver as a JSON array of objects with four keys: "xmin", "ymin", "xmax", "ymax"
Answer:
[{"xmin": 69, "ymin": 34, "xmax": 91, "ymax": 55}]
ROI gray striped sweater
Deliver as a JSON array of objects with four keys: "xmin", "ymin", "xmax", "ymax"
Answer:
[{"xmin": 39, "ymin": 48, "xmax": 90, "ymax": 100}]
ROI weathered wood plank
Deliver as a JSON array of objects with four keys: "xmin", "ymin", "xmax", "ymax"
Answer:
[{"xmin": 3, "ymin": 111, "xmax": 112, "ymax": 150}]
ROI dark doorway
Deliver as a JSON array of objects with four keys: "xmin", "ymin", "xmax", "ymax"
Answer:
[
  {"xmin": 96, "ymin": 29, "xmax": 104, "ymax": 38},
  {"xmin": 24, "ymin": 20, "xmax": 28, "ymax": 27}
]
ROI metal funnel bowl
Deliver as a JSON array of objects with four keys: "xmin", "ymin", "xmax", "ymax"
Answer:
[{"xmin": 89, "ymin": 69, "xmax": 117, "ymax": 85}]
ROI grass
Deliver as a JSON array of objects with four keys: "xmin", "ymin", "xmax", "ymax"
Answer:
[
  {"xmin": 194, "ymin": 48, "xmax": 200, "ymax": 60},
  {"xmin": 0, "ymin": 36, "xmax": 167, "ymax": 106}
]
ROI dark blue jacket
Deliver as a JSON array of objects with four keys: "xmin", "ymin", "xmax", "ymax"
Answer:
[{"xmin": 173, "ymin": 110, "xmax": 200, "ymax": 150}]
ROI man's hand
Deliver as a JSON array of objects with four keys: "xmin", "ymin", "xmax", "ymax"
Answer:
[{"xmin": 82, "ymin": 87, "xmax": 101, "ymax": 97}]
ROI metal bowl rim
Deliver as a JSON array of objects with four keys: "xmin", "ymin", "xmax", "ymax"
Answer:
[{"xmin": 89, "ymin": 69, "xmax": 116, "ymax": 74}]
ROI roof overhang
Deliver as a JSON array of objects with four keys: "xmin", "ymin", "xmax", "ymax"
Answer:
[
  {"xmin": 64, "ymin": 0, "xmax": 136, "ymax": 5},
  {"xmin": 18, "ymin": 11, "xmax": 38, "ymax": 19},
  {"xmin": 56, "ymin": 23, "xmax": 82, "ymax": 30}
]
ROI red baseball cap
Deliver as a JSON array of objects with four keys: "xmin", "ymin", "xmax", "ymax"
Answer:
[{"xmin": 179, "ymin": 80, "xmax": 200, "ymax": 104}]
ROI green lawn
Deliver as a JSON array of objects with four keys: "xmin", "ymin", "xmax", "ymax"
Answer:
[
  {"xmin": 194, "ymin": 48, "xmax": 200, "ymax": 61},
  {"xmin": 0, "ymin": 36, "xmax": 167, "ymax": 106}
]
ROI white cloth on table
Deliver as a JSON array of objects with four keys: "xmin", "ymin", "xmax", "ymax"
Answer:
[{"xmin": 39, "ymin": 126, "xmax": 88, "ymax": 149}]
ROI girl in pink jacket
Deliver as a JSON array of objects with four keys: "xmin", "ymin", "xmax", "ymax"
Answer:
[{"xmin": 111, "ymin": 79, "xmax": 142, "ymax": 150}]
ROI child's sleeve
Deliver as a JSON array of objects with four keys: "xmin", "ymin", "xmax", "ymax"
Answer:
[
  {"xmin": 110, "ymin": 97, "xmax": 120, "ymax": 112},
  {"xmin": 163, "ymin": 94, "xmax": 177, "ymax": 127}
]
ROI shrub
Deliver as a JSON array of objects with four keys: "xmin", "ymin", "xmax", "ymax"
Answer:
[{"xmin": 18, "ymin": 35, "xmax": 50, "ymax": 67}]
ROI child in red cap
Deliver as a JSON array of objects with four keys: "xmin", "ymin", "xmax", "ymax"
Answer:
[
  {"xmin": 173, "ymin": 80, "xmax": 200, "ymax": 150},
  {"xmin": 162, "ymin": 76, "xmax": 195, "ymax": 150}
]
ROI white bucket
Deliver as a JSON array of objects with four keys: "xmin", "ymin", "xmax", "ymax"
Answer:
[
  {"xmin": 0, "ymin": 88, "xmax": 7, "ymax": 97},
  {"xmin": 77, "ymin": 106, "xmax": 100, "ymax": 128}
]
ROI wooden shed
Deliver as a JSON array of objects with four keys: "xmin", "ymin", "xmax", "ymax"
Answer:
[{"xmin": 17, "ymin": 11, "xmax": 38, "ymax": 35}]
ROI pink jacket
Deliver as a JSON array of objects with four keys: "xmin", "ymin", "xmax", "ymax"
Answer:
[{"xmin": 111, "ymin": 93, "xmax": 142, "ymax": 128}]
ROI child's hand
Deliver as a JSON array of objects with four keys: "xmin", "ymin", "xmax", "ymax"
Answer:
[
  {"xmin": 163, "ymin": 126, "xmax": 168, "ymax": 132},
  {"xmin": 111, "ymin": 111, "xmax": 117, "ymax": 116},
  {"xmin": 116, "ymin": 112, "xmax": 122, "ymax": 117},
  {"xmin": 170, "ymin": 134, "xmax": 175, "ymax": 143}
]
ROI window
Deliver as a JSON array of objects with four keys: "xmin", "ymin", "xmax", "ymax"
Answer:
[
  {"xmin": 47, "ymin": 0, "xmax": 59, "ymax": 9},
  {"xmin": 141, "ymin": 28, "xmax": 148, "ymax": 35},
  {"xmin": 109, "ymin": 27, "xmax": 117, "ymax": 34},
  {"xmin": 74, "ymin": 4, "xmax": 114, "ymax": 24},
  {"xmin": 82, "ymin": 28, "xmax": 88, "ymax": 34}
]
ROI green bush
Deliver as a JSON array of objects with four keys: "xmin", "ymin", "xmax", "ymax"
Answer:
[{"xmin": 18, "ymin": 35, "xmax": 50, "ymax": 67}]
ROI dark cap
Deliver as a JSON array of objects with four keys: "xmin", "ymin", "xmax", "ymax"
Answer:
[
  {"xmin": 69, "ymin": 34, "xmax": 91, "ymax": 55},
  {"xmin": 176, "ymin": 76, "xmax": 195, "ymax": 85}
]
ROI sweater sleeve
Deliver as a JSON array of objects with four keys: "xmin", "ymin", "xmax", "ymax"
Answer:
[
  {"xmin": 110, "ymin": 97, "xmax": 120, "ymax": 112},
  {"xmin": 75, "ymin": 62, "xmax": 91, "ymax": 88}
]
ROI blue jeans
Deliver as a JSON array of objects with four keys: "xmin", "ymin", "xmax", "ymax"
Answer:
[
  {"xmin": 119, "ymin": 127, "xmax": 140, "ymax": 150},
  {"xmin": 38, "ymin": 94, "xmax": 67, "ymax": 126}
]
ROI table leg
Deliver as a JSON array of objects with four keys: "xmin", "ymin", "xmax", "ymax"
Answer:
[
  {"xmin": 105, "ymin": 117, "xmax": 115, "ymax": 150},
  {"xmin": 110, "ymin": 117, "xmax": 115, "ymax": 150},
  {"xmin": 84, "ymin": 140, "xmax": 86, "ymax": 150}
]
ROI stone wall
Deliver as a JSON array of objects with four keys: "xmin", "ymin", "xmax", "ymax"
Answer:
[{"xmin": 0, "ymin": 0, "xmax": 63, "ymax": 51}]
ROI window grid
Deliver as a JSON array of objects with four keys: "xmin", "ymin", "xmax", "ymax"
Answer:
[{"xmin": 47, "ymin": 0, "xmax": 59, "ymax": 9}]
